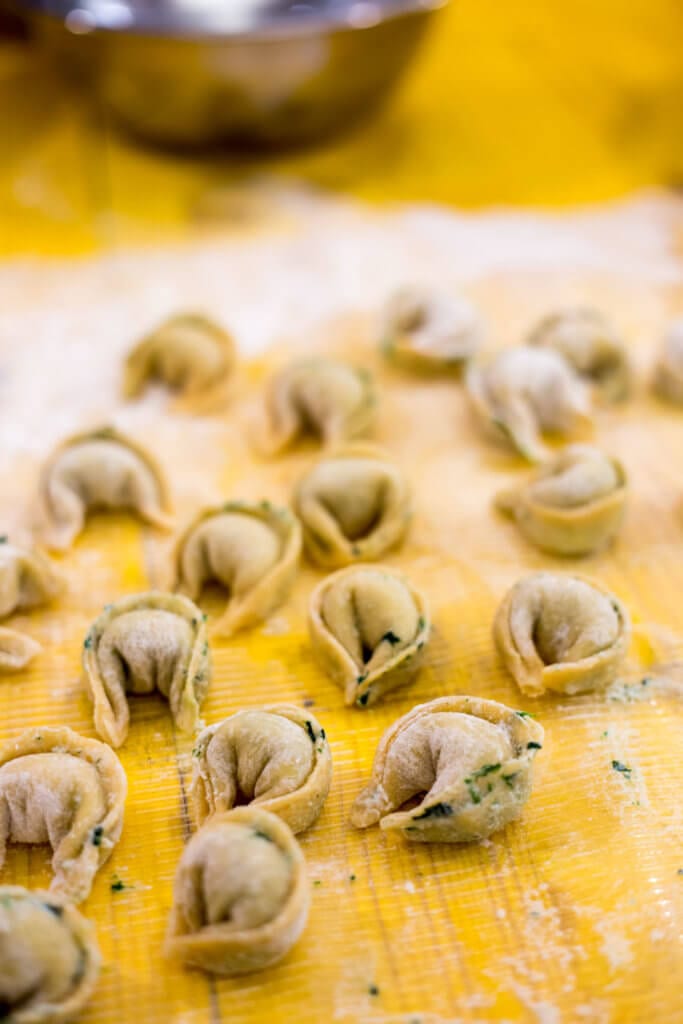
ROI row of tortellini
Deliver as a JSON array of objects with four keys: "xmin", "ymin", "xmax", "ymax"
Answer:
[{"xmin": 0, "ymin": 690, "xmax": 546, "ymax": 1011}]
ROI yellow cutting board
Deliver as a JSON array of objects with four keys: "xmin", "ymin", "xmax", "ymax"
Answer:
[{"xmin": 1, "ymin": 198, "xmax": 682, "ymax": 1024}]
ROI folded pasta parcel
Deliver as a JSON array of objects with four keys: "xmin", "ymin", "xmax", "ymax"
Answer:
[
  {"xmin": 466, "ymin": 346, "xmax": 592, "ymax": 462},
  {"xmin": 494, "ymin": 572, "xmax": 631, "ymax": 696},
  {"xmin": 173, "ymin": 500, "xmax": 301, "ymax": 636},
  {"xmin": 123, "ymin": 311, "xmax": 236, "ymax": 410},
  {"xmin": 527, "ymin": 307, "xmax": 630, "ymax": 402},
  {"xmin": 294, "ymin": 443, "xmax": 412, "ymax": 568},
  {"xmin": 0, "ymin": 885, "xmax": 101, "ymax": 1024},
  {"xmin": 83, "ymin": 591, "xmax": 211, "ymax": 748},
  {"xmin": 0, "ymin": 727, "xmax": 126, "ymax": 903},
  {"xmin": 258, "ymin": 357, "xmax": 376, "ymax": 454},
  {"xmin": 192, "ymin": 704, "xmax": 331, "ymax": 834},
  {"xmin": 165, "ymin": 807, "xmax": 310, "ymax": 975},
  {"xmin": 308, "ymin": 565, "xmax": 430, "ymax": 708},
  {"xmin": 38, "ymin": 426, "xmax": 173, "ymax": 550},
  {"xmin": 0, "ymin": 538, "xmax": 63, "ymax": 672},
  {"xmin": 380, "ymin": 286, "xmax": 483, "ymax": 373},
  {"xmin": 495, "ymin": 445, "xmax": 627, "ymax": 556},
  {"xmin": 351, "ymin": 696, "xmax": 543, "ymax": 842}
]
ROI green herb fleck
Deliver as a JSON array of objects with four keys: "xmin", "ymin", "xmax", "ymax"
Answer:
[
  {"xmin": 527, "ymin": 742, "xmax": 542, "ymax": 750},
  {"xmin": 253, "ymin": 829, "xmax": 273, "ymax": 843},
  {"xmin": 641, "ymin": 677, "xmax": 652, "ymax": 687},
  {"xmin": 464, "ymin": 780, "xmax": 482, "ymax": 805},
  {"xmin": 304, "ymin": 720, "xmax": 316, "ymax": 743},
  {"xmin": 357, "ymin": 692, "xmax": 370, "ymax": 707},
  {"xmin": 313, "ymin": 880, "xmax": 322, "ymax": 886},
  {"xmin": 91, "ymin": 826, "xmax": 104, "ymax": 847},
  {"xmin": 202, "ymin": 613, "xmax": 208, "ymax": 622},
  {"xmin": 43, "ymin": 902, "xmax": 64, "ymax": 917},
  {"xmin": 0, "ymin": 535, "xmax": 7, "ymax": 544},
  {"xmin": 191, "ymin": 617, "xmax": 197, "ymax": 627},
  {"xmin": 357, "ymin": 673, "xmax": 368, "ymax": 685},
  {"xmin": 601, "ymin": 731, "xmax": 608, "ymax": 738},
  {"xmin": 349, "ymin": 874, "xmax": 356, "ymax": 882},
  {"xmin": 417, "ymin": 616, "xmax": 426, "ymax": 632},
  {"xmin": 319, "ymin": 728, "xmax": 326, "ymax": 741},
  {"xmin": 502, "ymin": 773, "xmax": 518, "ymax": 789},
  {"xmin": 470, "ymin": 763, "xmax": 501, "ymax": 779},
  {"xmin": 368, "ymin": 985, "xmax": 380, "ymax": 997},
  {"xmin": 111, "ymin": 878, "xmax": 125, "ymax": 892},
  {"xmin": 516, "ymin": 710, "xmax": 535, "ymax": 719},
  {"xmin": 413, "ymin": 802, "xmax": 453, "ymax": 820},
  {"xmin": 83, "ymin": 634, "xmax": 93, "ymax": 650},
  {"xmin": 612, "ymin": 760, "xmax": 632, "ymax": 778},
  {"xmin": 381, "ymin": 630, "xmax": 401, "ymax": 646}
]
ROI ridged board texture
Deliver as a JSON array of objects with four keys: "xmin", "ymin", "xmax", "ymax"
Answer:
[{"xmin": 0, "ymin": 190, "xmax": 682, "ymax": 1024}]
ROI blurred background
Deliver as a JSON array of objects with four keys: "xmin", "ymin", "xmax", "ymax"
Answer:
[{"xmin": 1, "ymin": 0, "xmax": 682, "ymax": 256}]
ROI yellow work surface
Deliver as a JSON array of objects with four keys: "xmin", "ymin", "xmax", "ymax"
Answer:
[
  {"xmin": 1, "ymin": 0, "xmax": 683, "ymax": 255},
  {"xmin": 0, "ymin": 189, "xmax": 682, "ymax": 1023}
]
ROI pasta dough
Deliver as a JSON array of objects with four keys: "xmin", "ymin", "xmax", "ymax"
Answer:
[
  {"xmin": 123, "ymin": 312, "xmax": 236, "ymax": 410},
  {"xmin": 653, "ymin": 318, "xmax": 683, "ymax": 405},
  {"xmin": 308, "ymin": 565, "xmax": 430, "ymax": 707},
  {"xmin": 466, "ymin": 347, "xmax": 592, "ymax": 462},
  {"xmin": 0, "ymin": 886, "xmax": 101, "ymax": 1024},
  {"xmin": 165, "ymin": 807, "xmax": 310, "ymax": 975},
  {"xmin": 0, "ymin": 727, "xmax": 127, "ymax": 903},
  {"xmin": 192, "ymin": 705, "xmax": 331, "ymax": 834},
  {"xmin": 0, "ymin": 628, "xmax": 42, "ymax": 673},
  {"xmin": 0, "ymin": 540, "xmax": 63, "ymax": 674},
  {"xmin": 294, "ymin": 443, "xmax": 412, "ymax": 568},
  {"xmin": 351, "ymin": 696, "xmax": 543, "ymax": 842},
  {"xmin": 83, "ymin": 591, "xmax": 211, "ymax": 748},
  {"xmin": 495, "ymin": 445, "xmax": 627, "ymax": 556},
  {"xmin": 381, "ymin": 286, "xmax": 483, "ymax": 372},
  {"xmin": 528, "ymin": 307, "xmax": 630, "ymax": 401},
  {"xmin": 494, "ymin": 572, "xmax": 631, "ymax": 696},
  {"xmin": 258, "ymin": 357, "xmax": 376, "ymax": 454},
  {"xmin": 173, "ymin": 500, "xmax": 301, "ymax": 636},
  {"xmin": 39, "ymin": 426, "xmax": 173, "ymax": 550}
]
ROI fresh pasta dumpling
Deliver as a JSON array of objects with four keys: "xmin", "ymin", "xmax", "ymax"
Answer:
[
  {"xmin": 192, "ymin": 705, "xmax": 331, "ymax": 834},
  {"xmin": 528, "ymin": 307, "xmax": 630, "ymax": 401},
  {"xmin": 0, "ymin": 886, "xmax": 101, "ymax": 1024},
  {"xmin": 0, "ymin": 727, "xmax": 127, "ymax": 903},
  {"xmin": 466, "ymin": 347, "xmax": 592, "ymax": 462},
  {"xmin": 0, "ymin": 627, "xmax": 42, "ymax": 673},
  {"xmin": 173, "ymin": 501, "xmax": 301, "ymax": 636},
  {"xmin": 165, "ymin": 807, "xmax": 310, "ymax": 975},
  {"xmin": 294, "ymin": 444, "xmax": 412, "ymax": 568},
  {"xmin": 653, "ymin": 318, "xmax": 683, "ymax": 405},
  {"xmin": 381, "ymin": 286, "xmax": 483, "ymax": 372},
  {"xmin": 351, "ymin": 696, "xmax": 543, "ymax": 842},
  {"xmin": 0, "ymin": 539, "xmax": 63, "ymax": 674},
  {"xmin": 123, "ymin": 312, "xmax": 236, "ymax": 409},
  {"xmin": 494, "ymin": 572, "xmax": 630, "ymax": 696},
  {"xmin": 308, "ymin": 565, "xmax": 430, "ymax": 708},
  {"xmin": 39, "ymin": 426, "xmax": 173, "ymax": 550},
  {"xmin": 0, "ymin": 539, "xmax": 63, "ymax": 619},
  {"xmin": 495, "ymin": 445, "xmax": 627, "ymax": 556},
  {"xmin": 83, "ymin": 591, "xmax": 211, "ymax": 748},
  {"xmin": 258, "ymin": 357, "xmax": 376, "ymax": 454}
]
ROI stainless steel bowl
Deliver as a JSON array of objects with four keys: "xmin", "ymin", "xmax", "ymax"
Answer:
[{"xmin": 18, "ymin": 0, "xmax": 444, "ymax": 146}]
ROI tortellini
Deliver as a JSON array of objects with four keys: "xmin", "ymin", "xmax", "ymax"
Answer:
[
  {"xmin": 294, "ymin": 444, "xmax": 412, "ymax": 568},
  {"xmin": 308, "ymin": 565, "xmax": 430, "ymax": 708},
  {"xmin": 528, "ymin": 307, "xmax": 630, "ymax": 401},
  {"xmin": 39, "ymin": 426, "xmax": 173, "ymax": 550},
  {"xmin": 0, "ymin": 627, "xmax": 42, "ymax": 673},
  {"xmin": 466, "ymin": 347, "xmax": 592, "ymax": 462},
  {"xmin": 381, "ymin": 286, "xmax": 483, "ymax": 372},
  {"xmin": 173, "ymin": 500, "xmax": 301, "ymax": 636},
  {"xmin": 82, "ymin": 591, "xmax": 211, "ymax": 748},
  {"xmin": 123, "ymin": 312, "xmax": 236, "ymax": 410},
  {"xmin": 494, "ymin": 572, "xmax": 631, "ymax": 696},
  {"xmin": 350, "ymin": 696, "xmax": 543, "ymax": 842},
  {"xmin": 191, "ymin": 705, "xmax": 331, "ymax": 834},
  {"xmin": 653, "ymin": 318, "xmax": 683, "ymax": 405},
  {"xmin": 258, "ymin": 357, "xmax": 376, "ymax": 454},
  {"xmin": 0, "ymin": 886, "xmax": 101, "ymax": 1024},
  {"xmin": 495, "ymin": 445, "xmax": 627, "ymax": 556},
  {"xmin": 0, "ymin": 727, "xmax": 127, "ymax": 903},
  {"xmin": 0, "ymin": 540, "xmax": 63, "ymax": 673},
  {"xmin": 165, "ymin": 807, "xmax": 310, "ymax": 975}
]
